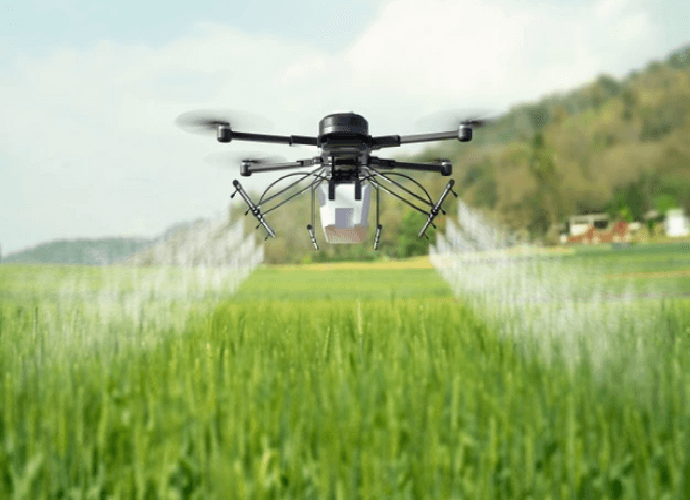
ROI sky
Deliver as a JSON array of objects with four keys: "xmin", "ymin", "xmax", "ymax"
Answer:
[{"xmin": 1, "ymin": 0, "xmax": 688, "ymax": 255}]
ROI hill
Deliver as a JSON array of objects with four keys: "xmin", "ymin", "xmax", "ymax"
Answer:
[
  {"xmin": 2, "ymin": 216, "xmax": 262, "ymax": 268},
  {"xmin": 415, "ymin": 43, "xmax": 690, "ymax": 242},
  {"xmin": 2, "ymin": 237, "xmax": 154, "ymax": 265},
  {"xmin": 2, "ymin": 218, "xmax": 206, "ymax": 265}
]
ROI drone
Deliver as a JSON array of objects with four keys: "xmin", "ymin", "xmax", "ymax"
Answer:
[{"xmin": 177, "ymin": 110, "xmax": 488, "ymax": 250}]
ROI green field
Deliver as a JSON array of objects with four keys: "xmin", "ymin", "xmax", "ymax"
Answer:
[{"xmin": 1, "ymin": 248, "xmax": 690, "ymax": 499}]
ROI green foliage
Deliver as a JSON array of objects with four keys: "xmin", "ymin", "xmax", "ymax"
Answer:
[
  {"xmin": 640, "ymin": 95, "xmax": 690, "ymax": 141},
  {"xmin": 526, "ymin": 200, "xmax": 550, "ymax": 238},
  {"xmin": 606, "ymin": 182, "xmax": 646, "ymax": 222},
  {"xmin": 2, "ymin": 260, "xmax": 690, "ymax": 498},
  {"xmin": 621, "ymin": 88, "xmax": 636, "ymax": 121},
  {"xmin": 397, "ymin": 210, "xmax": 434, "ymax": 258},
  {"xmin": 654, "ymin": 193, "xmax": 679, "ymax": 214},
  {"xmin": 527, "ymin": 103, "xmax": 550, "ymax": 129},
  {"xmin": 667, "ymin": 44, "xmax": 690, "ymax": 69},
  {"xmin": 462, "ymin": 164, "xmax": 484, "ymax": 186},
  {"xmin": 596, "ymin": 73, "xmax": 622, "ymax": 97},
  {"xmin": 530, "ymin": 132, "xmax": 557, "ymax": 180},
  {"xmin": 474, "ymin": 175, "xmax": 498, "ymax": 209}
]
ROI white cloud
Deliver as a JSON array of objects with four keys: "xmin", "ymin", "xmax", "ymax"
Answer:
[
  {"xmin": 0, "ymin": 0, "xmax": 682, "ymax": 253},
  {"xmin": 343, "ymin": 0, "xmax": 657, "ymax": 112}
]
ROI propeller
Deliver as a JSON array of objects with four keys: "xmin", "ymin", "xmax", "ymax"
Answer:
[
  {"xmin": 415, "ymin": 109, "xmax": 500, "ymax": 131},
  {"xmin": 458, "ymin": 116, "xmax": 495, "ymax": 128},
  {"xmin": 176, "ymin": 109, "xmax": 274, "ymax": 136}
]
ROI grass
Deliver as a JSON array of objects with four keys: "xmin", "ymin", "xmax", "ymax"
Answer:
[
  {"xmin": 434, "ymin": 241, "xmax": 690, "ymax": 306},
  {"xmin": 235, "ymin": 267, "xmax": 451, "ymax": 302},
  {"xmin": 1, "ymin": 250, "xmax": 690, "ymax": 498}
]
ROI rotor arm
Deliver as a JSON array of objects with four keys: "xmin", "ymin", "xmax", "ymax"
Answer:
[
  {"xmin": 369, "ymin": 157, "xmax": 452, "ymax": 176},
  {"xmin": 240, "ymin": 157, "xmax": 322, "ymax": 177},
  {"xmin": 371, "ymin": 124, "xmax": 473, "ymax": 149},
  {"xmin": 399, "ymin": 131, "xmax": 459, "ymax": 144},
  {"xmin": 371, "ymin": 131, "xmax": 462, "ymax": 149},
  {"xmin": 218, "ymin": 128, "xmax": 318, "ymax": 147}
]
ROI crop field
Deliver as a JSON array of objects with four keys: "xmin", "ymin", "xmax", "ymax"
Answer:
[{"xmin": 1, "ymin": 245, "xmax": 690, "ymax": 499}]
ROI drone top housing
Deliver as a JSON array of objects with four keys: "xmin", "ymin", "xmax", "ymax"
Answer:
[
  {"xmin": 318, "ymin": 113, "xmax": 368, "ymax": 137},
  {"xmin": 318, "ymin": 113, "xmax": 371, "ymax": 154}
]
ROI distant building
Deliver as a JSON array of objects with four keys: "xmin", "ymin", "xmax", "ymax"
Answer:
[
  {"xmin": 568, "ymin": 214, "xmax": 609, "ymax": 237},
  {"xmin": 664, "ymin": 209, "xmax": 690, "ymax": 237},
  {"xmin": 644, "ymin": 209, "xmax": 660, "ymax": 221}
]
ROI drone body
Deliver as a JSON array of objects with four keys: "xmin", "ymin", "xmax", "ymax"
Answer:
[{"xmin": 177, "ymin": 110, "xmax": 485, "ymax": 249}]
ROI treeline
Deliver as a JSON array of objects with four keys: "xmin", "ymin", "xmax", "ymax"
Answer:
[{"xmin": 236, "ymin": 43, "xmax": 690, "ymax": 263}]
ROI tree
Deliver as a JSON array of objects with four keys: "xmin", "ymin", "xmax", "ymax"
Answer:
[
  {"xmin": 596, "ymin": 74, "xmax": 622, "ymax": 97},
  {"xmin": 621, "ymin": 88, "xmax": 636, "ymax": 121},
  {"xmin": 654, "ymin": 194, "xmax": 678, "ymax": 214},
  {"xmin": 606, "ymin": 182, "xmax": 646, "ymax": 222},
  {"xmin": 527, "ymin": 132, "xmax": 562, "ymax": 236},
  {"xmin": 667, "ymin": 44, "xmax": 690, "ymax": 69},
  {"xmin": 397, "ymin": 210, "xmax": 434, "ymax": 258},
  {"xmin": 474, "ymin": 175, "xmax": 498, "ymax": 209},
  {"xmin": 527, "ymin": 104, "xmax": 550, "ymax": 130}
]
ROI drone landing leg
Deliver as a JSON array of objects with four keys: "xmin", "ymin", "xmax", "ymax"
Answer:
[
  {"xmin": 374, "ymin": 185, "xmax": 382, "ymax": 251},
  {"xmin": 308, "ymin": 184, "xmax": 319, "ymax": 250},
  {"xmin": 231, "ymin": 180, "xmax": 276, "ymax": 239},
  {"xmin": 418, "ymin": 180, "xmax": 458, "ymax": 239},
  {"xmin": 374, "ymin": 225, "xmax": 382, "ymax": 250},
  {"xmin": 307, "ymin": 225, "xmax": 318, "ymax": 250}
]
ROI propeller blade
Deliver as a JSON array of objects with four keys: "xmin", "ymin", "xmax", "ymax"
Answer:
[
  {"xmin": 415, "ymin": 109, "xmax": 500, "ymax": 130},
  {"xmin": 176, "ymin": 109, "xmax": 274, "ymax": 135}
]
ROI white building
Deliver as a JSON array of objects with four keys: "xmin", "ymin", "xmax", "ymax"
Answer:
[
  {"xmin": 568, "ymin": 213, "xmax": 609, "ymax": 236},
  {"xmin": 664, "ymin": 209, "xmax": 690, "ymax": 237}
]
